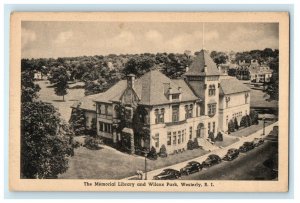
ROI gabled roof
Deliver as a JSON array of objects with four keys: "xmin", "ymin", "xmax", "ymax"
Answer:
[
  {"xmin": 219, "ymin": 77, "xmax": 250, "ymax": 95},
  {"xmin": 71, "ymin": 94, "xmax": 99, "ymax": 111},
  {"xmin": 93, "ymin": 80, "xmax": 127, "ymax": 103},
  {"xmin": 134, "ymin": 70, "xmax": 198, "ymax": 105},
  {"xmin": 90, "ymin": 70, "xmax": 199, "ymax": 106},
  {"xmin": 184, "ymin": 49, "xmax": 220, "ymax": 76}
]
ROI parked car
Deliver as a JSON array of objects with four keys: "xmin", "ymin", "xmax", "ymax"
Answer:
[
  {"xmin": 180, "ymin": 161, "xmax": 202, "ymax": 175},
  {"xmin": 253, "ymin": 138, "xmax": 265, "ymax": 147},
  {"xmin": 223, "ymin": 148, "xmax": 239, "ymax": 161},
  {"xmin": 153, "ymin": 168, "xmax": 181, "ymax": 180},
  {"xmin": 239, "ymin": 141, "xmax": 255, "ymax": 153},
  {"xmin": 202, "ymin": 154, "xmax": 222, "ymax": 167}
]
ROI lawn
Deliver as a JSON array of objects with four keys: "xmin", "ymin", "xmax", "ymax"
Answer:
[
  {"xmin": 35, "ymin": 80, "xmax": 85, "ymax": 121},
  {"xmin": 248, "ymin": 85, "xmax": 278, "ymax": 108},
  {"xmin": 58, "ymin": 144, "xmax": 208, "ymax": 179}
]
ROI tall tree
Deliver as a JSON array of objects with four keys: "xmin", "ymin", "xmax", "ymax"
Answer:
[
  {"xmin": 69, "ymin": 106, "xmax": 86, "ymax": 135},
  {"xmin": 54, "ymin": 74, "xmax": 69, "ymax": 101},
  {"xmin": 21, "ymin": 71, "xmax": 41, "ymax": 103},
  {"xmin": 21, "ymin": 101, "xmax": 75, "ymax": 178}
]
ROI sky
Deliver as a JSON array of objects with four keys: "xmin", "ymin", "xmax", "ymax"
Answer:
[{"xmin": 21, "ymin": 22, "xmax": 279, "ymax": 59}]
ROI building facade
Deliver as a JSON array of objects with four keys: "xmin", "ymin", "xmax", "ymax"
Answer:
[{"xmin": 72, "ymin": 49, "xmax": 250, "ymax": 155}]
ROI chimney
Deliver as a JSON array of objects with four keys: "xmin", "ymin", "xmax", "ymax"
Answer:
[
  {"xmin": 163, "ymin": 83, "xmax": 170, "ymax": 95},
  {"xmin": 204, "ymin": 65, "xmax": 208, "ymax": 73},
  {"xmin": 186, "ymin": 66, "xmax": 189, "ymax": 72},
  {"xmin": 127, "ymin": 74, "xmax": 135, "ymax": 89}
]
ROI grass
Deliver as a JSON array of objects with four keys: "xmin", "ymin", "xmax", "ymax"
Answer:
[
  {"xmin": 35, "ymin": 80, "xmax": 85, "ymax": 121},
  {"xmin": 59, "ymin": 144, "xmax": 208, "ymax": 179}
]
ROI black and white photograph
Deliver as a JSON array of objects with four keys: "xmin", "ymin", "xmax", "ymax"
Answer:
[{"xmin": 9, "ymin": 12, "xmax": 289, "ymax": 192}]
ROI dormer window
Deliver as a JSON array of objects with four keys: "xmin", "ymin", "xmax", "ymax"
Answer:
[{"xmin": 172, "ymin": 94, "xmax": 180, "ymax": 100}]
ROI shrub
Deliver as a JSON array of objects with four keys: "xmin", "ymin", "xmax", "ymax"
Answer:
[
  {"xmin": 187, "ymin": 140, "xmax": 194, "ymax": 150},
  {"xmin": 228, "ymin": 119, "xmax": 235, "ymax": 133},
  {"xmin": 246, "ymin": 115, "xmax": 252, "ymax": 127},
  {"xmin": 84, "ymin": 136, "xmax": 103, "ymax": 150},
  {"xmin": 234, "ymin": 117, "xmax": 239, "ymax": 130},
  {"xmin": 208, "ymin": 132, "xmax": 215, "ymax": 142},
  {"xmin": 193, "ymin": 138, "xmax": 200, "ymax": 149},
  {"xmin": 240, "ymin": 116, "xmax": 247, "ymax": 128},
  {"xmin": 147, "ymin": 146, "xmax": 158, "ymax": 160},
  {"xmin": 215, "ymin": 132, "xmax": 223, "ymax": 141},
  {"xmin": 250, "ymin": 110, "xmax": 259, "ymax": 125},
  {"xmin": 159, "ymin": 144, "xmax": 168, "ymax": 158}
]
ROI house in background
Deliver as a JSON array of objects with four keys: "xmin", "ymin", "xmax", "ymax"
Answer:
[
  {"xmin": 70, "ymin": 49, "xmax": 250, "ymax": 155},
  {"xmin": 248, "ymin": 60, "xmax": 273, "ymax": 83}
]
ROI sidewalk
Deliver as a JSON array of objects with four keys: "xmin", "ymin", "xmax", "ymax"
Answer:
[{"xmin": 123, "ymin": 122, "xmax": 278, "ymax": 180}]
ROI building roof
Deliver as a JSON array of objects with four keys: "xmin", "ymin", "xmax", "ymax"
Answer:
[
  {"xmin": 71, "ymin": 94, "xmax": 99, "ymax": 111},
  {"xmin": 248, "ymin": 64, "xmax": 273, "ymax": 75},
  {"xmin": 219, "ymin": 77, "xmax": 250, "ymax": 95},
  {"xmin": 91, "ymin": 70, "xmax": 199, "ymax": 106},
  {"xmin": 184, "ymin": 49, "xmax": 221, "ymax": 76},
  {"xmin": 134, "ymin": 70, "xmax": 199, "ymax": 105},
  {"xmin": 93, "ymin": 80, "xmax": 127, "ymax": 103}
]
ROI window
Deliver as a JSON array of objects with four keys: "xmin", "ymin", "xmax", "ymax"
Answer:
[
  {"xmin": 208, "ymin": 84, "xmax": 216, "ymax": 96},
  {"xmin": 213, "ymin": 122, "xmax": 215, "ymax": 133},
  {"xmin": 167, "ymin": 132, "xmax": 172, "ymax": 146},
  {"xmin": 189, "ymin": 127, "xmax": 193, "ymax": 139},
  {"xmin": 154, "ymin": 133, "xmax": 159, "ymax": 148},
  {"xmin": 154, "ymin": 109, "xmax": 159, "ymax": 124},
  {"xmin": 155, "ymin": 108, "xmax": 165, "ymax": 124},
  {"xmin": 225, "ymin": 96, "xmax": 230, "ymax": 108},
  {"xmin": 100, "ymin": 105, "xmax": 106, "ymax": 115},
  {"xmin": 99, "ymin": 122, "xmax": 112, "ymax": 133},
  {"xmin": 172, "ymin": 105, "xmax": 179, "ymax": 122},
  {"xmin": 182, "ymin": 130, "xmax": 185, "ymax": 143},
  {"xmin": 172, "ymin": 94, "xmax": 180, "ymax": 100},
  {"xmin": 245, "ymin": 93, "xmax": 249, "ymax": 104},
  {"xmin": 207, "ymin": 103, "xmax": 216, "ymax": 117},
  {"xmin": 185, "ymin": 104, "xmax": 193, "ymax": 119},
  {"xmin": 178, "ymin": 131, "xmax": 181, "ymax": 144},
  {"xmin": 173, "ymin": 132, "xmax": 177, "ymax": 145},
  {"xmin": 99, "ymin": 122, "xmax": 103, "ymax": 132},
  {"xmin": 226, "ymin": 115, "xmax": 229, "ymax": 125},
  {"xmin": 208, "ymin": 122, "xmax": 211, "ymax": 133}
]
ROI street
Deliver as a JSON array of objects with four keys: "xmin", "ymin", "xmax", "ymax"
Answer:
[{"xmin": 181, "ymin": 140, "xmax": 278, "ymax": 180}]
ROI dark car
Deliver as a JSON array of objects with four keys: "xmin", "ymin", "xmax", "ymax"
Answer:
[
  {"xmin": 239, "ymin": 141, "xmax": 255, "ymax": 153},
  {"xmin": 180, "ymin": 161, "xmax": 202, "ymax": 175},
  {"xmin": 223, "ymin": 148, "xmax": 239, "ymax": 161},
  {"xmin": 202, "ymin": 154, "xmax": 222, "ymax": 167},
  {"xmin": 253, "ymin": 138, "xmax": 265, "ymax": 147},
  {"xmin": 153, "ymin": 168, "xmax": 181, "ymax": 180}
]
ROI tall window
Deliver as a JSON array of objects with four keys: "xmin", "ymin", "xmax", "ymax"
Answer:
[
  {"xmin": 189, "ymin": 127, "xmax": 193, "ymax": 139},
  {"xmin": 208, "ymin": 122, "xmax": 211, "ymax": 133},
  {"xmin": 208, "ymin": 103, "xmax": 216, "ymax": 117},
  {"xmin": 182, "ymin": 130, "xmax": 185, "ymax": 143},
  {"xmin": 167, "ymin": 132, "xmax": 172, "ymax": 146},
  {"xmin": 154, "ymin": 108, "xmax": 165, "ymax": 124},
  {"xmin": 226, "ymin": 115, "xmax": 229, "ymax": 125},
  {"xmin": 172, "ymin": 105, "xmax": 179, "ymax": 122},
  {"xmin": 178, "ymin": 131, "xmax": 181, "ymax": 144},
  {"xmin": 245, "ymin": 93, "xmax": 249, "ymax": 104},
  {"xmin": 208, "ymin": 84, "xmax": 216, "ymax": 96},
  {"xmin": 173, "ymin": 132, "xmax": 177, "ymax": 145},
  {"xmin": 185, "ymin": 104, "xmax": 194, "ymax": 119},
  {"xmin": 154, "ymin": 133, "xmax": 159, "ymax": 148},
  {"xmin": 213, "ymin": 122, "xmax": 215, "ymax": 133}
]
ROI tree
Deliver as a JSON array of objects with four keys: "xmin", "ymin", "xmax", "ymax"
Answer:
[
  {"xmin": 228, "ymin": 119, "xmax": 235, "ymax": 133},
  {"xmin": 54, "ymin": 74, "xmax": 69, "ymax": 101},
  {"xmin": 210, "ymin": 51, "xmax": 228, "ymax": 65},
  {"xmin": 21, "ymin": 71, "xmax": 41, "ymax": 103},
  {"xmin": 266, "ymin": 70, "xmax": 279, "ymax": 101},
  {"xmin": 69, "ymin": 106, "xmax": 86, "ymax": 135},
  {"xmin": 21, "ymin": 101, "xmax": 75, "ymax": 178}
]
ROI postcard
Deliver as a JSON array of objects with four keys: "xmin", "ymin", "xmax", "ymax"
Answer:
[{"xmin": 9, "ymin": 12, "xmax": 289, "ymax": 192}]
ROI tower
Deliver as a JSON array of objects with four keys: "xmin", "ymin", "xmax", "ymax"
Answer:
[{"xmin": 184, "ymin": 49, "xmax": 221, "ymax": 138}]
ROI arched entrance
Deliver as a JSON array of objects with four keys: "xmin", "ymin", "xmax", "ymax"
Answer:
[{"xmin": 196, "ymin": 123, "xmax": 205, "ymax": 138}]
